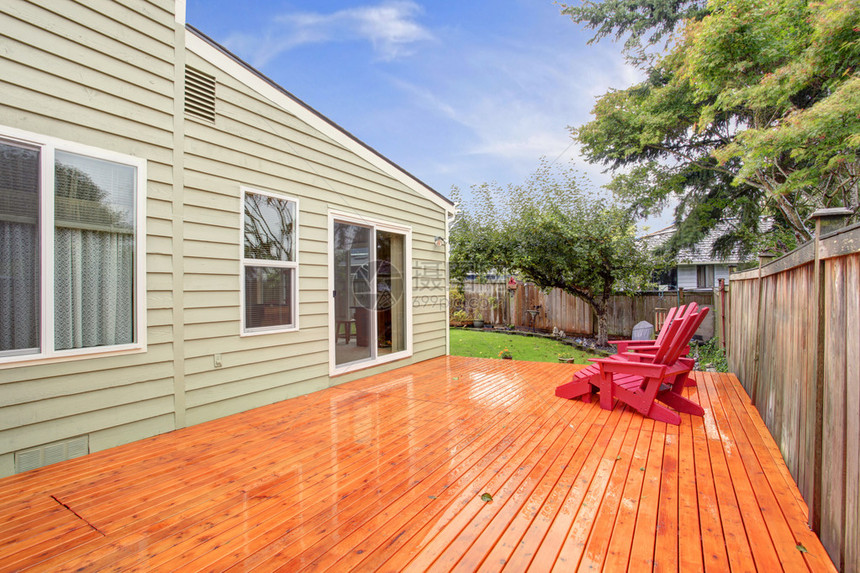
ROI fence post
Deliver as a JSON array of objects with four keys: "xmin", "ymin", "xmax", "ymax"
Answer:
[
  {"xmin": 717, "ymin": 279, "xmax": 727, "ymax": 349},
  {"xmin": 808, "ymin": 207, "xmax": 853, "ymax": 536}
]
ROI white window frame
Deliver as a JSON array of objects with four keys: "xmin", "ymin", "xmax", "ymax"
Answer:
[
  {"xmin": 240, "ymin": 186, "xmax": 300, "ymax": 336},
  {"xmin": 0, "ymin": 124, "xmax": 147, "ymax": 367},
  {"xmin": 328, "ymin": 210, "xmax": 412, "ymax": 376}
]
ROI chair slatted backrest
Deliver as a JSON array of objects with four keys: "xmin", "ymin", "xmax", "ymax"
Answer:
[
  {"xmin": 663, "ymin": 307, "xmax": 710, "ymax": 365},
  {"xmin": 649, "ymin": 304, "xmax": 705, "ymax": 365},
  {"xmin": 653, "ymin": 304, "xmax": 681, "ymax": 346},
  {"xmin": 654, "ymin": 303, "xmax": 697, "ymax": 346},
  {"xmin": 651, "ymin": 316, "xmax": 687, "ymax": 364}
]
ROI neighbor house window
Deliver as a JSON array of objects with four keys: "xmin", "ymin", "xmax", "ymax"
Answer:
[
  {"xmin": 0, "ymin": 127, "xmax": 145, "ymax": 364},
  {"xmin": 241, "ymin": 188, "xmax": 298, "ymax": 334},
  {"xmin": 696, "ymin": 265, "xmax": 715, "ymax": 288}
]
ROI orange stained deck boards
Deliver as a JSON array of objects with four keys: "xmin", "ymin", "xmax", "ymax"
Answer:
[{"xmin": 0, "ymin": 356, "xmax": 837, "ymax": 572}]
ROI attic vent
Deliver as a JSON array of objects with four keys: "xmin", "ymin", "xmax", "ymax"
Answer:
[{"xmin": 185, "ymin": 66, "xmax": 216, "ymax": 122}]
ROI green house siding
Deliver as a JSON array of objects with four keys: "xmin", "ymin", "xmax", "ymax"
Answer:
[
  {"xmin": 0, "ymin": 0, "xmax": 450, "ymax": 478},
  {"xmin": 0, "ymin": 0, "xmax": 179, "ymax": 477},
  {"xmin": 178, "ymin": 44, "xmax": 449, "ymax": 424}
]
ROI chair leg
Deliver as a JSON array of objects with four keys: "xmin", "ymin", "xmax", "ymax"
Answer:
[
  {"xmin": 611, "ymin": 375, "xmax": 687, "ymax": 425},
  {"xmin": 336, "ymin": 321, "xmax": 353, "ymax": 343},
  {"xmin": 556, "ymin": 366, "xmax": 601, "ymax": 403},
  {"xmin": 599, "ymin": 372, "xmax": 614, "ymax": 411},
  {"xmin": 644, "ymin": 401, "xmax": 682, "ymax": 425},
  {"xmin": 555, "ymin": 378, "xmax": 594, "ymax": 401},
  {"xmin": 658, "ymin": 391, "xmax": 705, "ymax": 417}
]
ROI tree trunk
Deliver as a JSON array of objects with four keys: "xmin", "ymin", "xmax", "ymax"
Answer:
[{"xmin": 595, "ymin": 310, "xmax": 609, "ymax": 347}]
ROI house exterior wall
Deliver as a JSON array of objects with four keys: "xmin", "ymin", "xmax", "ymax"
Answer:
[
  {"xmin": 0, "ymin": 0, "xmax": 180, "ymax": 477},
  {"xmin": 677, "ymin": 264, "xmax": 732, "ymax": 290},
  {"xmin": 178, "ymin": 43, "xmax": 449, "ymax": 426},
  {"xmin": 0, "ymin": 0, "xmax": 449, "ymax": 478}
]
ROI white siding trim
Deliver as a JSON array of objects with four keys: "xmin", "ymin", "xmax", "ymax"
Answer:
[
  {"xmin": 185, "ymin": 32, "xmax": 454, "ymax": 215},
  {"xmin": 175, "ymin": 0, "xmax": 186, "ymax": 25},
  {"xmin": 445, "ymin": 211, "xmax": 451, "ymax": 356}
]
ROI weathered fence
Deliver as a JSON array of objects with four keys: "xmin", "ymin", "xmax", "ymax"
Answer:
[
  {"xmin": 457, "ymin": 282, "xmax": 714, "ymax": 339},
  {"xmin": 725, "ymin": 213, "xmax": 859, "ymax": 572}
]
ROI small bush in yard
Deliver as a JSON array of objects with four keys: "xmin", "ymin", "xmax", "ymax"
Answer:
[{"xmin": 691, "ymin": 339, "xmax": 728, "ymax": 372}]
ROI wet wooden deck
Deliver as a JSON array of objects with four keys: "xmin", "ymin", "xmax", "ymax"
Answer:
[{"xmin": 0, "ymin": 356, "xmax": 836, "ymax": 571}]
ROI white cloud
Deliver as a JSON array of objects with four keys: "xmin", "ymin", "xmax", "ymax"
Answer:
[
  {"xmin": 383, "ymin": 36, "xmax": 642, "ymax": 190},
  {"xmin": 223, "ymin": 1, "xmax": 433, "ymax": 68},
  {"xmin": 210, "ymin": 1, "xmax": 642, "ymax": 197}
]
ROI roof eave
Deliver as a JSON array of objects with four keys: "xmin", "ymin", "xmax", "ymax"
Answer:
[{"xmin": 184, "ymin": 24, "xmax": 455, "ymax": 213}]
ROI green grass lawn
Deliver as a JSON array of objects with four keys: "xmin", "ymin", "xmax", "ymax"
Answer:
[{"xmin": 449, "ymin": 327, "xmax": 598, "ymax": 364}]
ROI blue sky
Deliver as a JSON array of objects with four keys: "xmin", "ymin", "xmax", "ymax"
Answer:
[{"xmin": 186, "ymin": 1, "xmax": 661, "ymax": 222}]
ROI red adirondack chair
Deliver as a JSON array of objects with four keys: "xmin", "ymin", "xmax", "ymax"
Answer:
[
  {"xmin": 555, "ymin": 303, "xmax": 697, "ymax": 402},
  {"xmin": 590, "ymin": 307, "xmax": 710, "ymax": 425}
]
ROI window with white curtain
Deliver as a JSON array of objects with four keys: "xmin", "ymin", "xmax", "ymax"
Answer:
[
  {"xmin": 0, "ymin": 126, "xmax": 145, "ymax": 364},
  {"xmin": 241, "ymin": 188, "xmax": 298, "ymax": 334}
]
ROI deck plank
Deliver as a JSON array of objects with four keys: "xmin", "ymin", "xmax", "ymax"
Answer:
[
  {"xmin": 653, "ymin": 420, "xmax": 679, "ymax": 572},
  {"xmin": 551, "ymin": 406, "xmax": 635, "ymax": 570},
  {"xmin": 710, "ymin": 372, "xmax": 836, "ymax": 572},
  {"xmin": 702, "ymin": 372, "xmax": 803, "ymax": 571},
  {"xmin": 506, "ymin": 407, "xmax": 621, "ymax": 571},
  {"xmin": 0, "ymin": 356, "xmax": 836, "ymax": 572},
  {"xmin": 676, "ymin": 411, "xmax": 704, "ymax": 572},
  {"xmin": 695, "ymin": 369, "xmax": 760, "ymax": 572},
  {"xmin": 627, "ymin": 416, "xmax": 666, "ymax": 571},
  {"xmin": 600, "ymin": 417, "xmax": 655, "ymax": 571},
  {"xmin": 575, "ymin": 413, "xmax": 644, "ymax": 572}
]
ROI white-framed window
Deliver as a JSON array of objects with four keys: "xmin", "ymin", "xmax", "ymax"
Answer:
[
  {"xmin": 241, "ymin": 187, "xmax": 299, "ymax": 335},
  {"xmin": 0, "ymin": 125, "xmax": 146, "ymax": 365}
]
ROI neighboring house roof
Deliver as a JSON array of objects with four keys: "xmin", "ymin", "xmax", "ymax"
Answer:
[
  {"xmin": 186, "ymin": 25, "xmax": 455, "ymax": 213},
  {"xmin": 641, "ymin": 220, "xmax": 756, "ymax": 265}
]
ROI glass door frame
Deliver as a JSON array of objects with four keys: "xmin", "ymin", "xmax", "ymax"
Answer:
[{"xmin": 328, "ymin": 210, "xmax": 412, "ymax": 375}]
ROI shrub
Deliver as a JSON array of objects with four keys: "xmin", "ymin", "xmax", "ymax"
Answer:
[{"xmin": 691, "ymin": 339, "xmax": 728, "ymax": 372}]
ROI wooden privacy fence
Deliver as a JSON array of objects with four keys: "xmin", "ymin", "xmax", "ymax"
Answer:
[
  {"xmin": 725, "ymin": 213, "xmax": 859, "ymax": 572},
  {"xmin": 456, "ymin": 282, "xmax": 714, "ymax": 339}
]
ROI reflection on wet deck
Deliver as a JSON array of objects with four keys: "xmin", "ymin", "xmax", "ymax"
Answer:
[{"xmin": 0, "ymin": 356, "xmax": 835, "ymax": 571}]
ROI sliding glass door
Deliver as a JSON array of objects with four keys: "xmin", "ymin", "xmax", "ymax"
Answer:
[{"xmin": 332, "ymin": 217, "xmax": 409, "ymax": 371}]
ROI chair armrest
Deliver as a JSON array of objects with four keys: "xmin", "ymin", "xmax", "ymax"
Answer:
[
  {"xmin": 588, "ymin": 354, "xmax": 646, "ymax": 364},
  {"xmin": 630, "ymin": 346, "xmax": 659, "ymax": 354},
  {"xmin": 608, "ymin": 339, "xmax": 631, "ymax": 353},
  {"xmin": 597, "ymin": 352, "xmax": 657, "ymax": 364},
  {"xmin": 592, "ymin": 358, "xmax": 667, "ymax": 378},
  {"xmin": 609, "ymin": 339, "xmax": 661, "ymax": 354}
]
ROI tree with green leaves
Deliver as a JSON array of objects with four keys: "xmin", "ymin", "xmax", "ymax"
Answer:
[
  {"xmin": 566, "ymin": 0, "xmax": 860, "ymax": 256},
  {"xmin": 562, "ymin": 0, "xmax": 708, "ymax": 53},
  {"xmin": 450, "ymin": 161, "xmax": 658, "ymax": 345}
]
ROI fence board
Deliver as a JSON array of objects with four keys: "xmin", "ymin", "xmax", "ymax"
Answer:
[
  {"xmin": 844, "ymin": 255, "xmax": 860, "ymax": 573},
  {"xmin": 822, "ymin": 259, "xmax": 847, "ymax": 566},
  {"xmin": 727, "ymin": 277, "xmax": 758, "ymax": 389}
]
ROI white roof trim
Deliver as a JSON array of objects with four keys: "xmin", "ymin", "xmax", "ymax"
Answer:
[{"xmin": 185, "ymin": 30, "xmax": 454, "ymax": 214}]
